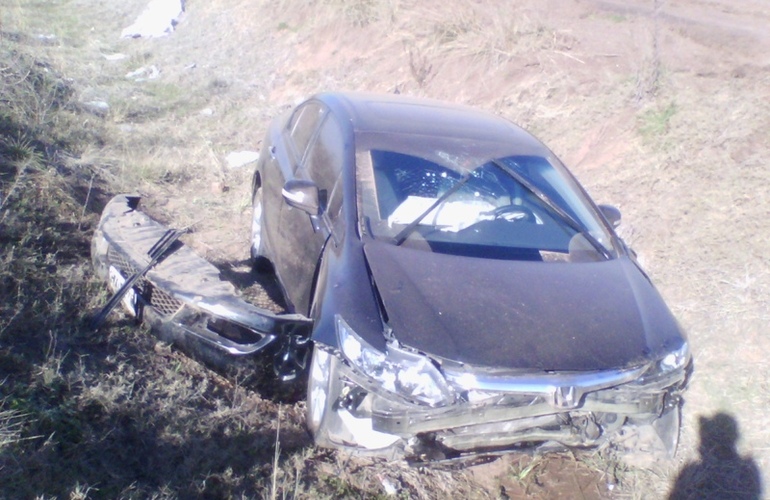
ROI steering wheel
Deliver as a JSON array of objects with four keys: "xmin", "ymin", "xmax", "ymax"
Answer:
[{"xmin": 493, "ymin": 204, "xmax": 536, "ymax": 222}]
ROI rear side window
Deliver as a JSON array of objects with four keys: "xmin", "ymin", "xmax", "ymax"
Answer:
[{"xmin": 287, "ymin": 102, "xmax": 324, "ymax": 166}]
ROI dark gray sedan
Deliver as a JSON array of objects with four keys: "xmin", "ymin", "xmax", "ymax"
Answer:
[{"xmin": 250, "ymin": 92, "xmax": 691, "ymax": 461}]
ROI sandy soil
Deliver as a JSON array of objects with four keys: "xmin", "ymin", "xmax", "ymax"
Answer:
[{"xmin": 79, "ymin": 0, "xmax": 770, "ymax": 496}]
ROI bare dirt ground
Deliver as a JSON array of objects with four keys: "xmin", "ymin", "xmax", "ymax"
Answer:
[{"xmin": 4, "ymin": 0, "xmax": 770, "ymax": 497}]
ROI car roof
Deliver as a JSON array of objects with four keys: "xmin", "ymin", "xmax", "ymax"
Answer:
[{"xmin": 314, "ymin": 91, "xmax": 549, "ymax": 154}]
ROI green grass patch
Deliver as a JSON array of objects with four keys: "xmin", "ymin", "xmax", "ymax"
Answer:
[{"xmin": 638, "ymin": 101, "xmax": 677, "ymax": 139}]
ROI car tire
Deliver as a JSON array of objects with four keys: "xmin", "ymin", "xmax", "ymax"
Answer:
[
  {"xmin": 306, "ymin": 345, "xmax": 333, "ymax": 445},
  {"xmin": 305, "ymin": 344, "xmax": 402, "ymax": 453},
  {"xmin": 250, "ymin": 184, "xmax": 271, "ymax": 272}
]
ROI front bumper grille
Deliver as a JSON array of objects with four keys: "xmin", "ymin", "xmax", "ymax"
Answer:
[
  {"xmin": 91, "ymin": 194, "xmax": 312, "ymax": 360},
  {"xmin": 107, "ymin": 246, "xmax": 183, "ymax": 317},
  {"xmin": 321, "ymin": 355, "xmax": 685, "ymax": 460}
]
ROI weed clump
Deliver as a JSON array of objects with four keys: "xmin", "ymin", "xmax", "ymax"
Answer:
[{"xmin": 0, "ymin": 34, "xmax": 110, "ymax": 498}]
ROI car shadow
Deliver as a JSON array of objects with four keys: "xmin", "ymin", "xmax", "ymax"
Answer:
[
  {"xmin": 213, "ymin": 258, "xmax": 289, "ymax": 313},
  {"xmin": 668, "ymin": 412, "xmax": 762, "ymax": 500},
  {"xmin": 31, "ymin": 401, "xmax": 312, "ymax": 498}
]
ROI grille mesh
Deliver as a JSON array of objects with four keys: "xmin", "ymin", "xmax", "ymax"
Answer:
[{"xmin": 107, "ymin": 246, "xmax": 183, "ymax": 317}]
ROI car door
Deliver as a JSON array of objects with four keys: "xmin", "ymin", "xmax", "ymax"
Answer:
[
  {"xmin": 258, "ymin": 103, "xmax": 326, "ymax": 260},
  {"xmin": 278, "ymin": 109, "xmax": 345, "ymax": 315},
  {"xmin": 264, "ymin": 102, "xmax": 323, "ymax": 292}
]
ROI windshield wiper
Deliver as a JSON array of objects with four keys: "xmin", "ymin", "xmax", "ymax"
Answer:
[
  {"xmin": 490, "ymin": 159, "xmax": 611, "ymax": 260},
  {"xmin": 392, "ymin": 170, "xmax": 475, "ymax": 246}
]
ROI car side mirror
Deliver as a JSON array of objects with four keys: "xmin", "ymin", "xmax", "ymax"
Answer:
[
  {"xmin": 598, "ymin": 204, "xmax": 621, "ymax": 228},
  {"xmin": 282, "ymin": 179, "xmax": 321, "ymax": 216}
]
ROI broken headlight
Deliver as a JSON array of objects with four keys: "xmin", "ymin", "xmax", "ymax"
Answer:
[
  {"xmin": 336, "ymin": 316, "xmax": 453, "ymax": 407},
  {"xmin": 636, "ymin": 341, "xmax": 692, "ymax": 386}
]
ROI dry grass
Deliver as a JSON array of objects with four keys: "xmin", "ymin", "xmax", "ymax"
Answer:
[
  {"xmin": 419, "ymin": 2, "xmax": 564, "ymax": 65},
  {"xmin": 0, "ymin": 17, "xmax": 390, "ymax": 497}
]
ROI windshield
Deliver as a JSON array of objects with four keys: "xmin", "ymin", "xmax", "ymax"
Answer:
[{"xmin": 357, "ymin": 148, "xmax": 615, "ymax": 262}]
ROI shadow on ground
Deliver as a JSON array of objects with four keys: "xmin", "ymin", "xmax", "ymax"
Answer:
[
  {"xmin": 214, "ymin": 259, "xmax": 288, "ymax": 314},
  {"xmin": 669, "ymin": 412, "xmax": 762, "ymax": 500}
]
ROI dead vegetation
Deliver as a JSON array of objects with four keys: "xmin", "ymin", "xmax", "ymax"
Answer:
[{"xmin": 2, "ymin": 0, "xmax": 769, "ymax": 498}]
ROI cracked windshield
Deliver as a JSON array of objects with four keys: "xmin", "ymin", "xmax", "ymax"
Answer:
[{"xmin": 359, "ymin": 148, "xmax": 614, "ymax": 261}]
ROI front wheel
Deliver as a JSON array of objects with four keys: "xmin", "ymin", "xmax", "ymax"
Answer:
[
  {"xmin": 250, "ymin": 185, "xmax": 271, "ymax": 271},
  {"xmin": 305, "ymin": 345, "xmax": 402, "ymax": 452},
  {"xmin": 306, "ymin": 345, "xmax": 333, "ymax": 444}
]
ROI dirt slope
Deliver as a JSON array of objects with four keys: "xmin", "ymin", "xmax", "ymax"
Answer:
[{"xmin": 6, "ymin": 0, "xmax": 769, "ymax": 497}]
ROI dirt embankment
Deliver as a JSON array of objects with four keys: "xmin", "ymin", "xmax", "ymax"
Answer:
[{"xmin": 4, "ymin": 0, "xmax": 769, "ymax": 497}]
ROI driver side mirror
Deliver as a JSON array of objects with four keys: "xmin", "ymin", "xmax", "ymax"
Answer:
[
  {"xmin": 598, "ymin": 204, "xmax": 621, "ymax": 228},
  {"xmin": 282, "ymin": 179, "xmax": 321, "ymax": 216}
]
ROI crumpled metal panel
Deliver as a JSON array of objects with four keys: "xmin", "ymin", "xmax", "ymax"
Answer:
[{"xmin": 91, "ymin": 194, "xmax": 312, "ymax": 355}]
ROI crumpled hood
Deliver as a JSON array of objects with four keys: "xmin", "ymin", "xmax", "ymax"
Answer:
[{"xmin": 363, "ymin": 240, "xmax": 683, "ymax": 371}]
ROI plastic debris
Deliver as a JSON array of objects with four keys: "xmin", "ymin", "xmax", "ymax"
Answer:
[
  {"xmin": 121, "ymin": 0, "xmax": 185, "ymax": 39},
  {"xmin": 102, "ymin": 53, "xmax": 127, "ymax": 61},
  {"xmin": 225, "ymin": 151, "xmax": 260, "ymax": 169}
]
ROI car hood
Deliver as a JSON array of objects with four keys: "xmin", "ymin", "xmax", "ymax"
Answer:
[{"xmin": 363, "ymin": 240, "xmax": 683, "ymax": 371}]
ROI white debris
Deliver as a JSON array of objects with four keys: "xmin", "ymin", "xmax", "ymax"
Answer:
[
  {"xmin": 388, "ymin": 196, "xmax": 496, "ymax": 232},
  {"xmin": 121, "ymin": 0, "xmax": 185, "ymax": 39},
  {"xmin": 125, "ymin": 65, "xmax": 160, "ymax": 81},
  {"xmin": 199, "ymin": 108, "xmax": 214, "ymax": 116},
  {"xmin": 336, "ymin": 409, "xmax": 400, "ymax": 450},
  {"xmin": 378, "ymin": 475, "xmax": 398, "ymax": 496},
  {"xmin": 102, "ymin": 53, "xmax": 127, "ymax": 61},
  {"xmin": 225, "ymin": 151, "xmax": 260, "ymax": 169}
]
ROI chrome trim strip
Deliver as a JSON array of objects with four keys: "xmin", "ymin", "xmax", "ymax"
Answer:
[
  {"xmin": 176, "ymin": 322, "xmax": 277, "ymax": 355},
  {"xmin": 371, "ymin": 391, "xmax": 663, "ymax": 435},
  {"xmin": 444, "ymin": 365, "xmax": 647, "ymax": 410}
]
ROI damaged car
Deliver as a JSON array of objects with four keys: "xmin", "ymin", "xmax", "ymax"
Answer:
[
  {"xmin": 92, "ymin": 91, "xmax": 691, "ymax": 464},
  {"xmin": 249, "ymin": 92, "xmax": 691, "ymax": 461}
]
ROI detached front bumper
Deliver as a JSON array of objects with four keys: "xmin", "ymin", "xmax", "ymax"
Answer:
[
  {"xmin": 91, "ymin": 195, "xmax": 312, "ymax": 369},
  {"xmin": 309, "ymin": 345, "xmax": 690, "ymax": 463}
]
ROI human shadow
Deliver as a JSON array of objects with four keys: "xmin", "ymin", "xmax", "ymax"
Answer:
[{"xmin": 669, "ymin": 412, "xmax": 762, "ymax": 500}]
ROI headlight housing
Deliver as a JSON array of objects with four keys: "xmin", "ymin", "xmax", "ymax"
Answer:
[
  {"xmin": 660, "ymin": 342, "xmax": 691, "ymax": 372},
  {"xmin": 636, "ymin": 341, "xmax": 692, "ymax": 386},
  {"xmin": 336, "ymin": 316, "xmax": 453, "ymax": 407}
]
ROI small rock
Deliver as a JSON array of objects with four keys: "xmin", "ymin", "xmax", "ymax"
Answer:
[
  {"xmin": 82, "ymin": 100, "xmax": 110, "ymax": 117},
  {"xmin": 36, "ymin": 34, "xmax": 57, "ymax": 44},
  {"xmin": 210, "ymin": 181, "xmax": 229, "ymax": 193},
  {"xmin": 125, "ymin": 65, "xmax": 160, "ymax": 81}
]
